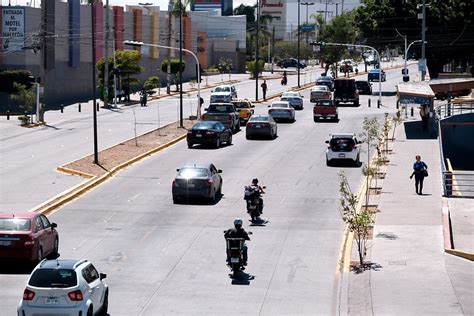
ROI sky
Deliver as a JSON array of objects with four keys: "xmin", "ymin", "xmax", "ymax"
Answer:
[{"xmin": 2, "ymin": 0, "xmax": 360, "ymax": 28}]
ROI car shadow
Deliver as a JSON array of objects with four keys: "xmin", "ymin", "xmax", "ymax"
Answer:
[
  {"xmin": 314, "ymin": 119, "xmax": 340, "ymax": 123},
  {"xmin": 174, "ymin": 193, "xmax": 224, "ymax": 205},
  {"xmin": 0, "ymin": 261, "xmax": 35, "ymax": 274},
  {"xmin": 246, "ymin": 135, "xmax": 278, "ymax": 141},
  {"xmin": 337, "ymin": 103, "xmax": 360, "ymax": 108},
  {"xmin": 249, "ymin": 218, "xmax": 268, "ymax": 226},
  {"xmin": 328, "ymin": 160, "xmax": 362, "ymax": 168},
  {"xmin": 189, "ymin": 143, "xmax": 233, "ymax": 150}
]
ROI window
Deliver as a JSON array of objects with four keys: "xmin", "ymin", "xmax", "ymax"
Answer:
[
  {"xmin": 29, "ymin": 269, "xmax": 77, "ymax": 288},
  {"xmin": 40, "ymin": 215, "xmax": 51, "ymax": 229},
  {"xmin": 35, "ymin": 216, "xmax": 44, "ymax": 232},
  {"xmin": 82, "ymin": 264, "xmax": 99, "ymax": 284},
  {"xmin": 178, "ymin": 168, "xmax": 209, "ymax": 178},
  {"xmin": 0, "ymin": 218, "xmax": 31, "ymax": 231}
]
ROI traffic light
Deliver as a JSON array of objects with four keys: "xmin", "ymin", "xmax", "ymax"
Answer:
[{"xmin": 318, "ymin": 41, "xmax": 326, "ymax": 47}]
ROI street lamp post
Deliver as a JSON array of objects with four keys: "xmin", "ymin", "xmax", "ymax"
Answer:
[
  {"xmin": 124, "ymin": 40, "xmax": 202, "ymax": 119},
  {"xmin": 301, "ymin": 2, "xmax": 315, "ymax": 44},
  {"xmin": 255, "ymin": 0, "xmax": 260, "ymax": 101},
  {"xmin": 297, "ymin": 0, "xmax": 301, "ymax": 88},
  {"xmin": 404, "ymin": 40, "xmax": 422, "ymax": 82}
]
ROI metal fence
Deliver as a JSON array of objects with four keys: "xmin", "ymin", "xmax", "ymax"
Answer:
[
  {"xmin": 436, "ymin": 102, "xmax": 474, "ymax": 118},
  {"xmin": 443, "ymin": 170, "xmax": 474, "ymax": 198}
]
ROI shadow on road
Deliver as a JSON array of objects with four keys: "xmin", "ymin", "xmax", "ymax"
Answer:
[
  {"xmin": 404, "ymin": 121, "xmax": 436, "ymax": 139},
  {"xmin": 230, "ymin": 271, "xmax": 255, "ymax": 285},
  {"xmin": 0, "ymin": 262, "xmax": 35, "ymax": 275},
  {"xmin": 350, "ymin": 262, "xmax": 383, "ymax": 274}
]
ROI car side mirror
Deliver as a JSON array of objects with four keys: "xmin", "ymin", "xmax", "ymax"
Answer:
[
  {"xmin": 251, "ymin": 105, "xmax": 255, "ymax": 108},
  {"xmin": 358, "ymin": 140, "xmax": 363, "ymax": 144},
  {"xmin": 325, "ymin": 140, "xmax": 329, "ymax": 144},
  {"xmin": 51, "ymin": 223, "xmax": 57, "ymax": 228},
  {"xmin": 217, "ymin": 169, "xmax": 222, "ymax": 173},
  {"xmin": 248, "ymin": 231, "xmax": 253, "ymax": 235},
  {"xmin": 262, "ymin": 186, "xmax": 266, "ymax": 189},
  {"xmin": 100, "ymin": 273, "xmax": 107, "ymax": 280},
  {"xmin": 267, "ymin": 105, "xmax": 271, "ymax": 108},
  {"xmin": 204, "ymin": 108, "xmax": 208, "ymax": 111},
  {"xmin": 176, "ymin": 168, "xmax": 180, "ymax": 172}
]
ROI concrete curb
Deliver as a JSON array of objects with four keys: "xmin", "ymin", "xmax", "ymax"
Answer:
[
  {"xmin": 34, "ymin": 133, "xmax": 187, "ymax": 215},
  {"xmin": 56, "ymin": 166, "xmax": 94, "ymax": 179},
  {"xmin": 441, "ymin": 198, "xmax": 474, "ymax": 261}
]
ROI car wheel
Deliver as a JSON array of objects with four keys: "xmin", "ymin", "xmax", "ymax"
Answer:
[
  {"xmin": 210, "ymin": 190, "xmax": 217, "ymax": 204},
  {"xmin": 355, "ymin": 154, "xmax": 360, "ymax": 166},
  {"xmin": 173, "ymin": 196, "xmax": 179, "ymax": 204},
  {"xmin": 101, "ymin": 290, "xmax": 109, "ymax": 315},
  {"xmin": 227, "ymin": 134, "xmax": 232, "ymax": 145},
  {"xmin": 335, "ymin": 115, "xmax": 339, "ymax": 121},
  {"xmin": 215, "ymin": 138, "xmax": 220, "ymax": 148},
  {"xmin": 87, "ymin": 305, "xmax": 93, "ymax": 316},
  {"xmin": 187, "ymin": 142, "xmax": 193, "ymax": 149},
  {"xmin": 37, "ymin": 246, "xmax": 43, "ymax": 263},
  {"xmin": 326, "ymin": 159, "xmax": 331, "ymax": 166},
  {"xmin": 51, "ymin": 238, "xmax": 59, "ymax": 258},
  {"xmin": 236, "ymin": 122, "xmax": 241, "ymax": 132},
  {"xmin": 246, "ymin": 135, "xmax": 251, "ymax": 140}
]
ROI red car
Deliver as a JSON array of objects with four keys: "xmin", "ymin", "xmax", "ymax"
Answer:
[{"xmin": 0, "ymin": 213, "xmax": 58, "ymax": 263}]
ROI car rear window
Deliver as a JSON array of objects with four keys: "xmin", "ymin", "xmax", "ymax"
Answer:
[
  {"xmin": 272, "ymin": 103, "xmax": 289, "ymax": 108},
  {"xmin": 232, "ymin": 102, "xmax": 250, "ymax": 109},
  {"xmin": 330, "ymin": 138, "xmax": 355, "ymax": 151},
  {"xmin": 249, "ymin": 116, "xmax": 269, "ymax": 122},
  {"xmin": 208, "ymin": 105, "xmax": 232, "ymax": 112},
  {"xmin": 315, "ymin": 100, "xmax": 335, "ymax": 107},
  {"xmin": 192, "ymin": 122, "xmax": 215, "ymax": 130},
  {"xmin": 0, "ymin": 218, "xmax": 31, "ymax": 231},
  {"xmin": 29, "ymin": 269, "xmax": 77, "ymax": 288},
  {"xmin": 178, "ymin": 168, "xmax": 209, "ymax": 178}
]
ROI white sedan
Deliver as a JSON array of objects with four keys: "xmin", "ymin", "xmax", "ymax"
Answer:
[
  {"xmin": 268, "ymin": 101, "xmax": 295, "ymax": 122},
  {"xmin": 280, "ymin": 91, "xmax": 304, "ymax": 110}
]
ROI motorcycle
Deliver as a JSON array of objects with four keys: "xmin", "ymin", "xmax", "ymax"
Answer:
[
  {"xmin": 281, "ymin": 76, "xmax": 287, "ymax": 85},
  {"xmin": 244, "ymin": 185, "xmax": 265, "ymax": 222},
  {"xmin": 224, "ymin": 233, "xmax": 252, "ymax": 276},
  {"xmin": 140, "ymin": 91, "xmax": 147, "ymax": 106}
]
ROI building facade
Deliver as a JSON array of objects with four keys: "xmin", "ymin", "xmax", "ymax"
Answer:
[{"xmin": 191, "ymin": 0, "xmax": 233, "ymax": 16}]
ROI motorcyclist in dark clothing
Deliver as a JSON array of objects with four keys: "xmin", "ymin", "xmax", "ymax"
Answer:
[
  {"xmin": 251, "ymin": 178, "xmax": 265, "ymax": 213},
  {"xmin": 224, "ymin": 218, "xmax": 250, "ymax": 265},
  {"xmin": 140, "ymin": 88, "xmax": 147, "ymax": 107}
]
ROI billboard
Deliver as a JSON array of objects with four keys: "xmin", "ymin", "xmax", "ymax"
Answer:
[
  {"xmin": 260, "ymin": 0, "xmax": 286, "ymax": 39},
  {"xmin": 2, "ymin": 7, "xmax": 25, "ymax": 52}
]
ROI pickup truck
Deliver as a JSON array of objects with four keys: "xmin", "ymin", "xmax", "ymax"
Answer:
[
  {"xmin": 310, "ymin": 85, "xmax": 332, "ymax": 102},
  {"xmin": 201, "ymin": 103, "xmax": 240, "ymax": 133},
  {"xmin": 333, "ymin": 78, "xmax": 359, "ymax": 106},
  {"xmin": 313, "ymin": 99, "xmax": 338, "ymax": 122}
]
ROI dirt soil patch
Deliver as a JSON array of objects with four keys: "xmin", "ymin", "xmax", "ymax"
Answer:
[{"xmin": 62, "ymin": 119, "xmax": 195, "ymax": 177}]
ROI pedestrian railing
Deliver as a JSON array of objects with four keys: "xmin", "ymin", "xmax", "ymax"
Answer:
[
  {"xmin": 436, "ymin": 102, "xmax": 474, "ymax": 119},
  {"xmin": 443, "ymin": 158, "xmax": 474, "ymax": 198}
]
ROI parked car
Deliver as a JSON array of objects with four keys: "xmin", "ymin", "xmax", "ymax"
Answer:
[
  {"xmin": 313, "ymin": 99, "xmax": 338, "ymax": 122},
  {"xmin": 325, "ymin": 133, "xmax": 361, "ymax": 166},
  {"xmin": 310, "ymin": 85, "xmax": 332, "ymax": 102},
  {"xmin": 230, "ymin": 99, "xmax": 254, "ymax": 125},
  {"xmin": 355, "ymin": 80, "xmax": 373, "ymax": 95},
  {"xmin": 246, "ymin": 115, "xmax": 278, "ymax": 140},
  {"xmin": 339, "ymin": 60, "xmax": 354, "ymax": 73},
  {"xmin": 17, "ymin": 259, "xmax": 108, "ymax": 316},
  {"xmin": 172, "ymin": 163, "xmax": 223, "ymax": 203},
  {"xmin": 368, "ymin": 69, "xmax": 386, "ymax": 82},
  {"xmin": 0, "ymin": 213, "xmax": 58, "ymax": 263},
  {"xmin": 316, "ymin": 75, "xmax": 334, "ymax": 91},
  {"xmin": 187, "ymin": 121, "xmax": 232, "ymax": 149},
  {"xmin": 277, "ymin": 58, "xmax": 306, "ymax": 69},
  {"xmin": 280, "ymin": 91, "xmax": 304, "ymax": 110},
  {"xmin": 201, "ymin": 103, "xmax": 240, "ymax": 133},
  {"xmin": 333, "ymin": 78, "xmax": 359, "ymax": 106},
  {"xmin": 268, "ymin": 101, "xmax": 295, "ymax": 122},
  {"xmin": 210, "ymin": 85, "xmax": 237, "ymax": 103}
]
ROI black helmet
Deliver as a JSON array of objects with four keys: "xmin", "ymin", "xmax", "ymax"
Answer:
[
  {"xmin": 252, "ymin": 178, "xmax": 258, "ymax": 184},
  {"xmin": 234, "ymin": 218, "xmax": 243, "ymax": 229}
]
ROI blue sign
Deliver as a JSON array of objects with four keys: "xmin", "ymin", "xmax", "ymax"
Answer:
[{"xmin": 300, "ymin": 25, "xmax": 315, "ymax": 32}]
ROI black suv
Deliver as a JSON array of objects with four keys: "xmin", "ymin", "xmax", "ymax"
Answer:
[{"xmin": 277, "ymin": 58, "xmax": 306, "ymax": 69}]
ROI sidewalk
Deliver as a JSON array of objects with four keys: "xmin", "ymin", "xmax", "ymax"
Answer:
[{"xmin": 346, "ymin": 116, "xmax": 474, "ymax": 315}]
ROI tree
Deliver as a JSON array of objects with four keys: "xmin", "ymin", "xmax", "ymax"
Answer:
[
  {"xmin": 161, "ymin": 59, "xmax": 185, "ymax": 91},
  {"xmin": 339, "ymin": 171, "xmax": 374, "ymax": 266},
  {"xmin": 97, "ymin": 50, "xmax": 144, "ymax": 98},
  {"xmin": 143, "ymin": 76, "xmax": 160, "ymax": 95},
  {"xmin": 246, "ymin": 60, "xmax": 265, "ymax": 79},
  {"xmin": 217, "ymin": 58, "xmax": 233, "ymax": 82},
  {"xmin": 0, "ymin": 70, "xmax": 32, "ymax": 93},
  {"xmin": 359, "ymin": 116, "xmax": 380, "ymax": 206},
  {"xmin": 354, "ymin": 0, "xmax": 474, "ymax": 78},
  {"xmin": 11, "ymin": 82, "xmax": 36, "ymax": 125},
  {"xmin": 271, "ymin": 41, "xmax": 314, "ymax": 62},
  {"xmin": 234, "ymin": 4, "xmax": 255, "ymax": 24}
]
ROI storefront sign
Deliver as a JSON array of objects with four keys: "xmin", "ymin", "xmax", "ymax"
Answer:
[{"xmin": 2, "ymin": 7, "xmax": 25, "ymax": 52}]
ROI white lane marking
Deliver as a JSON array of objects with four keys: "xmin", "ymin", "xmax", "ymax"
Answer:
[{"xmin": 128, "ymin": 192, "xmax": 141, "ymax": 202}]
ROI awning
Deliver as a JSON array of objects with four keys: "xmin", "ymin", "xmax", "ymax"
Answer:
[{"xmin": 397, "ymin": 82, "xmax": 434, "ymax": 105}]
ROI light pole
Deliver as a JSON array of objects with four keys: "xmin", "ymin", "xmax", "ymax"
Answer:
[
  {"xmin": 179, "ymin": 1, "xmax": 183, "ymax": 127},
  {"xmin": 297, "ymin": 0, "xmax": 301, "ymax": 88},
  {"xmin": 124, "ymin": 41, "xmax": 202, "ymax": 118},
  {"xmin": 301, "ymin": 2, "xmax": 314, "ymax": 44},
  {"xmin": 404, "ymin": 40, "xmax": 422, "ymax": 82},
  {"xmin": 421, "ymin": 0, "xmax": 427, "ymax": 81},
  {"xmin": 255, "ymin": 0, "xmax": 260, "ymax": 101},
  {"xmin": 91, "ymin": 3, "xmax": 99, "ymax": 165}
]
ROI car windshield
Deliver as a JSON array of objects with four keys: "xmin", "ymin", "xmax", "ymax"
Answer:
[
  {"xmin": 232, "ymin": 102, "xmax": 250, "ymax": 109},
  {"xmin": 192, "ymin": 122, "xmax": 216, "ymax": 130},
  {"xmin": 214, "ymin": 87, "xmax": 230, "ymax": 92},
  {"xmin": 178, "ymin": 168, "xmax": 209, "ymax": 178},
  {"xmin": 330, "ymin": 138, "xmax": 355, "ymax": 151},
  {"xmin": 29, "ymin": 269, "xmax": 77, "ymax": 288},
  {"xmin": 0, "ymin": 218, "xmax": 31, "ymax": 231}
]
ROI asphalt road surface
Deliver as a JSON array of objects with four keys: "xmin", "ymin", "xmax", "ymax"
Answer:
[{"xmin": 0, "ymin": 64, "xmax": 415, "ymax": 315}]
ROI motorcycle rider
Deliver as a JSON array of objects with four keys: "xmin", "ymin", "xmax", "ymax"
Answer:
[
  {"xmin": 251, "ymin": 178, "xmax": 265, "ymax": 213},
  {"xmin": 281, "ymin": 70, "xmax": 288, "ymax": 85},
  {"xmin": 224, "ymin": 218, "xmax": 250, "ymax": 266}
]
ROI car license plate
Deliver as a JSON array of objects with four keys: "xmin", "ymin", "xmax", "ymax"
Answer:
[
  {"xmin": 196, "ymin": 133, "xmax": 202, "ymax": 137},
  {"xmin": 338, "ymin": 154, "xmax": 346, "ymax": 158},
  {"xmin": 187, "ymin": 183, "xmax": 195, "ymax": 188},
  {"xmin": 0, "ymin": 241, "xmax": 11, "ymax": 246},
  {"xmin": 255, "ymin": 124, "xmax": 261, "ymax": 128},
  {"xmin": 45, "ymin": 298, "xmax": 58, "ymax": 304},
  {"xmin": 230, "ymin": 257, "xmax": 239, "ymax": 263}
]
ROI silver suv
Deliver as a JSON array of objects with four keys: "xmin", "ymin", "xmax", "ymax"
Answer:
[
  {"xmin": 18, "ymin": 259, "xmax": 108, "ymax": 316},
  {"xmin": 210, "ymin": 85, "xmax": 237, "ymax": 103}
]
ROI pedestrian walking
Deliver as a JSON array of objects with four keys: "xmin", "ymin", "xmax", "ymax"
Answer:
[
  {"xmin": 420, "ymin": 104, "xmax": 429, "ymax": 131},
  {"xmin": 123, "ymin": 85, "xmax": 130, "ymax": 102},
  {"xmin": 410, "ymin": 155, "xmax": 428, "ymax": 195},
  {"xmin": 344, "ymin": 63, "xmax": 349, "ymax": 77},
  {"xmin": 261, "ymin": 80, "xmax": 268, "ymax": 100}
]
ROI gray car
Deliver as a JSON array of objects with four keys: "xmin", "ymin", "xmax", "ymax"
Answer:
[
  {"xmin": 172, "ymin": 163, "xmax": 223, "ymax": 203},
  {"xmin": 246, "ymin": 115, "xmax": 278, "ymax": 139}
]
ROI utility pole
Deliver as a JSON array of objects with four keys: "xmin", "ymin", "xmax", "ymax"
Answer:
[
  {"xmin": 324, "ymin": 0, "xmax": 328, "ymax": 23},
  {"xmin": 167, "ymin": 0, "xmax": 172, "ymax": 94},
  {"xmin": 179, "ymin": 0, "xmax": 183, "ymax": 127},
  {"xmin": 255, "ymin": 0, "xmax": 260, "ymax": 101},
  {"xmin": 297, "ymin": 0, "xmax": 301, "ymax": 88},
  {"xmin": 91, "ymin": 4, "xmax": 99, "ymax": 165},
  {"xmin": 271, "ymin": 25, "xmax": 275, "ymax": 74},
  {"xmin": 421, "ymin": 0, "xmax": 427, "ymax": 81},
  {"xmin": 301, "ymin": 2, "xmax": 314, "ymax": 44},
  {"xmin": 103, "ymin": 0, "xmax": 110, "ymax": 108}
]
